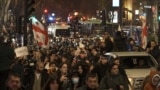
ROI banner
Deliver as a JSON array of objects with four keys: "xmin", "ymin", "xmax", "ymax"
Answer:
[{"xmin": 15, "ymin": 46, "xmax": 28, "ymax": 57}]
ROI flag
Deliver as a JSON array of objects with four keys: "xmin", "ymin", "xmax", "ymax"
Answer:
[
  {"xmin": 141, "ymin": 20, "xmax": 147, "ymax": 49},
  {"xmin": 31, "ymin": 17, "xmax": 49, "ymax": 48}
]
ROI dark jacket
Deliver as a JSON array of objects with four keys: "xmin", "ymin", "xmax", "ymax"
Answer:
[
  {"xmin": 114, "ymin": 31, "xmax": 127, "ymax": 51},
  {"xmin": 76, "ymin": 86, "xmax": 86, "ymax": 90},
  {"xmin": 0, "ymin": 42, "xmax": 15, "ymax": 71},
  {"xmin": 105, "ymin": 37, "xmax": 113, "ymax": 52},
  {"xmin": 60, "ymin": 79, "xmax": 82, "ymax": 90},
  {"xmin": 5, "ymin": 86, "xmax": 26, "ymax": 90},
  {"xmin": 91, "ymin": 63, "xmax": 109, "ymax": 83},
  {"xmin": 99, "ymin": 73, "xmax": 128, "ymax": 90},
  {"xmin": 148, "ymin": 45, "xmax": 160, "ymax": 62}
]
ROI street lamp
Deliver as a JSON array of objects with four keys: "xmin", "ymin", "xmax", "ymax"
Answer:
[
  {"xmin": 135, "ymin": 10, "xmax": 139, "ymax": 15},
  {"xmin": 74, "ymin": 12, "xmax": 79, "ymax": 16},
  {"xmin": 44, "ymin": 9, "xmax": 48, "ymax": 13},
  {"xmin": 135, "ymin": 10, "xmax": 139, "ymax": 20}
]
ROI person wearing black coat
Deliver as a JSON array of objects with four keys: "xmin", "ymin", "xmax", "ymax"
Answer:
[
  {"xmin": 0, "ymin": 36, "xmax": 15, "ymax": 90},
  {"xmin": 114, "ymin": 31, "xmax": 127, "ymax": 51},
  {"xmin": 91, "ymin": 55, "xmax": 109, "ymax": 83},
  {"xmin": 146, "ymin": 40, "xmax": 160, "ymax": 63},
  {"xmin": 104, "ymin": 32, "xmax": 113, "ymax": 52}
]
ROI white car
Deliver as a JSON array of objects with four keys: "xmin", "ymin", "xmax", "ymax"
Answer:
[{"xmin": 104, "ymin": 51, "xmax": 158, "ymax": 90}]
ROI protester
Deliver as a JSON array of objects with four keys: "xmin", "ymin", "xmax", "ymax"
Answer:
[
  {"xmin": 47, "ymin": 61, "xmax": 58, "ymax": 78},
  {"xmin": 68, "ymin": 70, "xmax": 82, "ymax": 90},
  {"xmin": 112, "ymin": 57, "xmax": 130, "ymax": 88},
  {"xmin": 58, "ymin": 63, "xmax": 70, "ymax": 90},
  {"xmin": 126, "ymin": 38, "xmax": 141, "ymax": 51},
  {"xmin": 114, "ymin": 31, "xmax": 127, "ymax": 51},
  {"xmin": 146, "ymin": 40, "xmax": 160, "ymax": 63},
  {"xmin": 99, "ymin": 63, "xmax": 128, "ymax": 90},
  {"xmin": 91, "ymin": 54, "xmax": 109, "ymax": 83},
  {"xmin": 88, "ymin": 48, "xmax": 99, "ymax": 65},
  {"xmin": 42, "ymin": 77, "xmax": 60, "ymax": 90},
  {"xmin": 141, "ymin": 67, "xmax": 158, "ymax": 90},
  {"xmin": 75, "ymin": 63, "xmax": 88, "ymax": 86},
  {"xmin": 76, "ymin": 73, "xmax": 99, "ymax": 90},
  {"xmin": 144, "ymin": 71, "xmax": 160, "ymax": 90},
  {"xmin": 103, "ymin": 32, "xmax": 113, "ymax": 52},
  {"xmin": 5, "ymin": 73, "xmax": 25, "ymax": 90},
  {"xmin": 23, "ymin": 61, "xmax": 49, "ymax": 90}
]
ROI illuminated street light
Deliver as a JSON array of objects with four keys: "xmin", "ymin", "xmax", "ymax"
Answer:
[
  {"xmin": 135, "ymin": 10, "xmax": 139, "ymax": 15},
  {"xmin": 48, "ymin": 16, "xmax": 54, "ymax": 21},
  {"xmin": 51, "ymin": 13, "xmax": 55, "ymax": 16},
  {"xmin": 74, "ymin": 12, "xmax": 78, "ymax": 16},
  {"xmin": 44, "ymin": 9, "xmax": 48, "ymax": 13}
]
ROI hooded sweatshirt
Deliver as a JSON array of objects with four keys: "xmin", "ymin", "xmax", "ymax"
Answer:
[{"xmin": 144, "ymin": 71, "xmax": 160, "ymax": 90}]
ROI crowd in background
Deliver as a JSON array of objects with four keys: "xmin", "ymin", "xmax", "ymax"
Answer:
[{"xmin": 0, "ymin": 30, "xmax": 160, "ymax": 90}]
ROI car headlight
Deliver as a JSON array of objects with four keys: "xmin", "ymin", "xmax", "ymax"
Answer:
[
  {"xmin": 128, "ymin": 77, "xmax": 134, "ymax": 89},
  {"xmin": 128, "ymin": 77, "xmax": 134, "ymax": 86}
]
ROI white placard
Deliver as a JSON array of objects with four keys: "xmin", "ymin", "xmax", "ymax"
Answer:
[{"xmin": 15, "ymin": 46, "xmax": 29, "ymax": 57}]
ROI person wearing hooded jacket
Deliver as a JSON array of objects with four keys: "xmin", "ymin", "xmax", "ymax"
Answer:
[{"xmin": 144, "ymin": 71, "xmax": 160, "ymax": 90}]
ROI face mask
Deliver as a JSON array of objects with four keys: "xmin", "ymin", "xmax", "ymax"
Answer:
[{"xmin": 71, "ymin": 77, "xmax": 79, "ymax": 84}]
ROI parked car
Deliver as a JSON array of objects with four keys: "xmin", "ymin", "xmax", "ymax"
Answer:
[{"xmin": 104, "ymin": 51, "xmax": 158, "ymax": 90}]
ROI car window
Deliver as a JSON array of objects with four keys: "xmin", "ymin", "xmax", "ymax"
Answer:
[{"xmin": 120, "ymin": 56, "xmax": 155, "ymax": 69}]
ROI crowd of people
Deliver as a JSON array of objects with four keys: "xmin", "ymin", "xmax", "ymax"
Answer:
[{"xmin": 0, "ymin": 30, "xmax": 160, "ymax": 90}]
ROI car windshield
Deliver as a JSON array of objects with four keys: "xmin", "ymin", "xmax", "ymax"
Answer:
[{"xmin": 119, "ymin": 56, "xmax": 155, "ymax": 69}]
